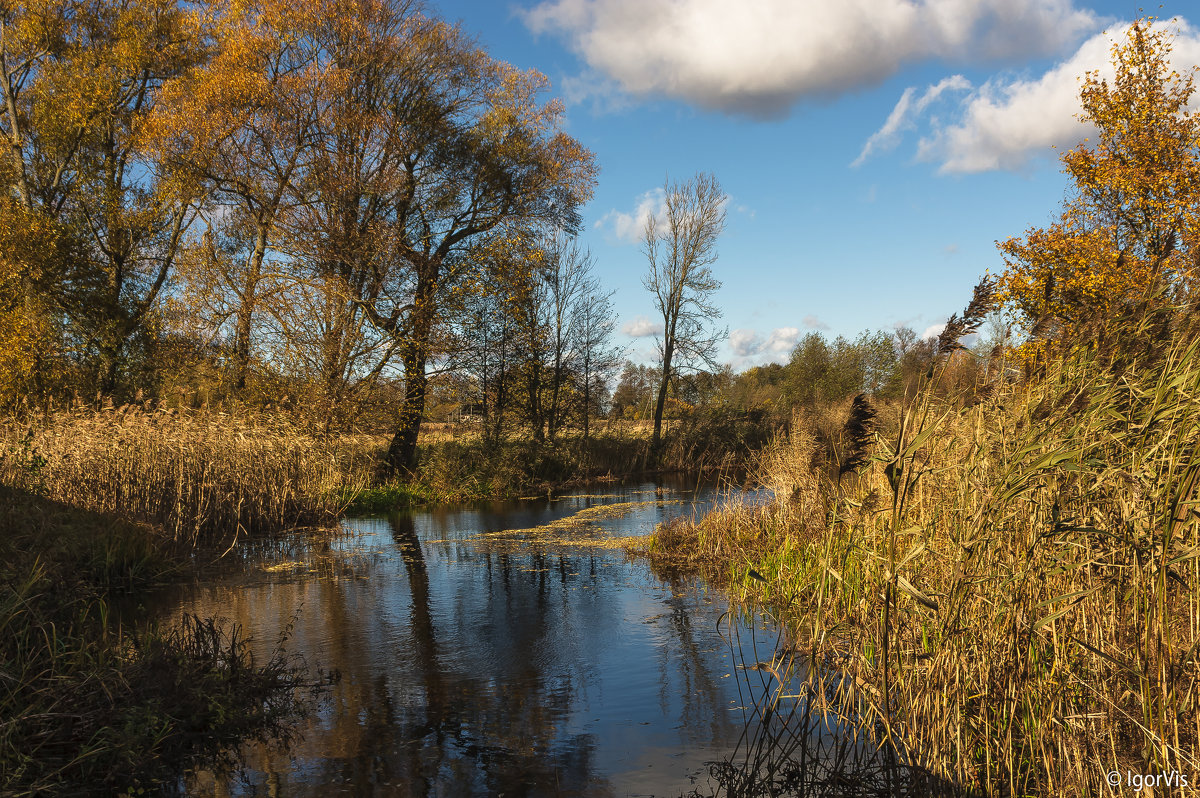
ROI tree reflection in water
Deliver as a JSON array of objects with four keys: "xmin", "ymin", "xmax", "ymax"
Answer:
[{"xmin": 172, "ymin": 485, "xmax": 798, "ymax": 796}]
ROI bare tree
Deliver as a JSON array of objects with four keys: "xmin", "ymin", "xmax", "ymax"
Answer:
[
  {"xmin": 572, "ymin": 273, "xmax": 620, "ymax": 441},
  {"xmin": 641, "ymin": 172, "xmax": 727, "ymax": 451},
  {"xmin": 542, "ymin": 232, "xmax": 591, "ymax": 440}
]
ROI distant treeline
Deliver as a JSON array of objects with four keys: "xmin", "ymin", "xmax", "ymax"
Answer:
[{"xmin": 605, "ymin": 325, "xmax": 983, "ymax": 422}]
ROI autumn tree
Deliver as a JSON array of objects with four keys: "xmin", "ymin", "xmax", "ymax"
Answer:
[
  {"xmin": 0, "ymin": 204, "xmax": 83, "ymax": 402},
  {"xmin": 570, "ymin": 257, "xmax": 620, "ymax": 440},
  {"xmin": 462, "ymin": 226, "xmax": 555, "ymax": 443},
  {"xmin": 255, "ymin": 0, "xmax": 594, "ymax": 470},
  {"xmin": 998, "ymin": 21, "xmax": 1200, "ymax": 345},
  {"xmin": 610, "ymin": 361, "xmax": 655, "ymax": 421},
  {"xmin": 0, "ymin": 2, "xmax": 75, "ymax": 400},
  {"xmin": 641, "ymin": 172, "xmax": 726, "ymax": 452},
  {"xmin": 450, "ymin": 227, "xmax": 617, "ymax": 444},
  {"xmin": 510, "ymin": 246, "xmax": 552, "ymax": 443},
  {"xmin": 1, "ymin": 0, "xmax": 210, "ymax": 397},
  {"xmin": 540, "ymin": 233, "xmax": 586, "ymax": 440},
  {"xmin": 504, "ymin": 231, "xmax": 618, "ymax": 441},
  {"xmin": 454, "ymin": 236, "xmax": 526, "ymax": 444},
  {"xmin": 145, "ymin": 0, "xmax": 323, "ymax": 394},
  {"xmin": 784, "ymin": 330, "xmax": 899, "ymax": 407}
]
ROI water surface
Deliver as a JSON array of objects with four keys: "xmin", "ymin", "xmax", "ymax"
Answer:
[{"xmin": 167, "ymin": 482, "xmax": 787, "ymax": 797}]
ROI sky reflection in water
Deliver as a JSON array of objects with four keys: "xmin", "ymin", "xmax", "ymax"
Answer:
[{"xmin": 174, "ymin": 483, "xmax": 784, "ymax": 797}]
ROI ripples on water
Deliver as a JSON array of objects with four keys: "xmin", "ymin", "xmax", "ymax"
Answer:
[{"xmin": 163, "ymin": 482, "xmax": 797, "ymax": 797}]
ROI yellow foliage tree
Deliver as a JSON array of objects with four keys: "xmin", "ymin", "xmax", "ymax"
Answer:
[
  {"xmin": 0, "ymin": 201, "xmax": 69, "ymax": 402},
  {"xmin": 998, "ymin": 21, "xmax": 1200, "ymax": 344},
  {"xmin": 1, "ymin": 0, "xmax": 210, "ymax": 399}
]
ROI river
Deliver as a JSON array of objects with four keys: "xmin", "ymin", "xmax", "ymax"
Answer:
[{"xmin": 157, "ymin": 481, "xmax": 797, "ymax": 797}]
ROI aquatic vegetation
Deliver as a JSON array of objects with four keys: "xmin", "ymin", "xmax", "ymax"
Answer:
[
  {"xmin": 436, "ymin": 499, "xmax": 684, "ymax": 552},
  {"xmin": 646, "ymin": 305, "xmax": 1200, "ymax": 795},
  {"xmin": 694, "ymin": 605, "xmax": 963, "ymax": 798},
  {"xmin": 0, "ymin": 484, "xmax": 324, "ymax": 796}
]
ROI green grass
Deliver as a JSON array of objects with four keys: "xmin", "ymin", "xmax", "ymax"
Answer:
[{"xmin": 342, "ymin": 480, "xmax": 431, "ymax": 513}]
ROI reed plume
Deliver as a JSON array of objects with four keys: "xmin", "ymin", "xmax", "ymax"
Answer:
[
  {"xmin": 839, "ymin": 393, "xmax": 876, "ymax": 477},
  {"xmin": 936, "ymin": 276, "xmax": 996, "ymax": 354}
]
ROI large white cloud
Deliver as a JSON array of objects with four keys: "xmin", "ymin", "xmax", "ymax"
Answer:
[
  {"xmin": 864, "ymin": 20, "xmax": 1200, "ymax": 173},
  {"xmin": 522, "ymin": 0, "xmax": 1099, "ymax": 117}
]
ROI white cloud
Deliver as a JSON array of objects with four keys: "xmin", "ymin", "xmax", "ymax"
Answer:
[
  {"xmin": 802, "ymin": 314, "xmax": 830, "ymax": 331},
  {"xmin": 729, "ymin": 328, "xmax": 762, "ymax": 357},
  {"xmin": 854, "ymin": 75, "xmax": 972, "ymax": 166},
  {"xmin": 595, "ymin": 188, "xmax": 666, "ymax": 244},
  {"xmin": 765, "ymin": 327, "xmax": 800, "ymax": 354},
  {"xmin": 729, "ymin": 326, "xmax": 800, "ymax": 367},
  {"xmin": 560, "ymin": 69, "xmax": 636, "ymax": 113},
  {"xmin": 907, "ymin": 20, "xmax": 1200, "ymax": 173},
  {"xmin": 922, "ymin": 323, "xmax": 946, "ymax": 340},
  {"xmin": 522, "ymin": 0, "xmax": 1099, "ymax": 118},
  {"xmin": 621, "ymin": 315, "xmax": 664, "ymax": 337}
]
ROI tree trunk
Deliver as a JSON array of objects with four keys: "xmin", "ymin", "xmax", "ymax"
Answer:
[
  {"xmin": 652, "ymin": 345, "xmax": 673, "ymax": 452},
  {"xmin": 548, "ymin": 362, "xmax": 561, "ymax": 440},
  {"xmin": 232, "ymin": 220, "xmax": 269, "ymax": 393},
  {"xmin": 383, "ymin": 268, "xmax": 437, "ymax": 477},
  {"xmin": 581, "ymin": 363, "xmax": 590, "ymax": 442},
  {"xmin": 231, "ymin": 303, "xmax": 253, "ymax": 393},
  {"xmin": 98, "ymin": 343, "xmax": 121, "ymax": 398},
  {"xmin": 528, "ymin": 364, "xmax": 544, "ymax": 444},
  {"xmin": 384, "ymin": 342, "xmax": 426, "ymax": 476}
]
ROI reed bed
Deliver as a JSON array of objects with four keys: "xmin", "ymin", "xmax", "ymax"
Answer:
[
  {"xmin": 647, "ymin": 312, "xmax": 1200, "ymax": 795},
  {"xmin": 691, "ymin": 602, "xmax": 957, "ymax": 798},
  {"xmin": 0, "ymin": 482, "xmax": 326, "ymax": 796},
  {"xmin": 0, "ymin": 405, "xmax": 372, "ymax": 545},
  {"xmin": 1, "ymin": 595, "xmax": 313, "ymax": 796}
]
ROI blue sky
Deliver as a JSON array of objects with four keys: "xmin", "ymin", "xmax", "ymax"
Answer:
[{"xmin": 429, "ymin": 0, "xmax": 1200, "ymax": 370}]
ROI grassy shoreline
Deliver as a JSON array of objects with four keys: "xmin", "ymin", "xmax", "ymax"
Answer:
[
  {"xmin": 346, "ymin": 419, "xmax": 762, "ymax": 512},
  {"xmin": 0, "ymin": 410, "xmax": 349, "ymax": 795},
  {"xmin": 641, "ymin": 319, "xmax": 1200, "ymax": 795},
  {"xmin": 0, "ymin": 483, "xmax": 322, "ymax": 796}
]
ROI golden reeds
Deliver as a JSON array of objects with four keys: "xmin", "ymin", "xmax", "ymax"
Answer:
[
  {"xmin": 648, "ymin": 307, "xmax": 1200, "ymax": 794},
  {"xmin": 0, "ymin": 405, "xmax": 371, "ymax": 545}
]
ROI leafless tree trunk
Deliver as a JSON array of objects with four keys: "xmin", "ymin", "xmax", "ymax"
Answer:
[{"xmin": 641, "ymin": 172, "xmax": 727, "ymax": 453}]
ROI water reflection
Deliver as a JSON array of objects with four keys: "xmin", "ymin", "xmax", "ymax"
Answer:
[{"xmin": 172, "ymin": 484, "xmax": 779, "ymax": 796}]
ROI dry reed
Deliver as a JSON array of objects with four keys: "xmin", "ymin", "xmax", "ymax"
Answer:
[
  {"xmin": 0, "ymin": 405, "xmax": 371, "ymax": 545},
  {"xmin": 647, "ymin": 309, "xmax": 1200, "ymax": 795}
]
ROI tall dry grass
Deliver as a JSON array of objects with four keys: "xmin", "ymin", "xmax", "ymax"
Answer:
[
  {"xmin": 0, "ymin": 404, "xmax": 372, "ymax": 545},
  {"xmin": 649, "ymin": 309, "xmax": 1200, "ymax": 795}
]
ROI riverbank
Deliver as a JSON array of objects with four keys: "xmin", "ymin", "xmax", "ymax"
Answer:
[
  {"xmin": 0, "ymin": 399, "xmax": 775, "ymax": 792},
  {"xmin": 0, "ymin": 406, "xmax": 359, "ymax": 546},
  {"xmin": 348, "ymin": 413, "xmax": 770, "ymax": 511},
  {"xmin": 643, "ymin": 318, "xmax": 1200, "ymax": 795},
  {"xmin": 0, "ymin": 483, "xmax": 320, "ymax": 796},
  {"xmin": 0, "ymin": 402, "xmax": 767, "ymax": 513},
  {"xmin": 0, "ymin": 408, "xmax": 347, "ymax": 794}
]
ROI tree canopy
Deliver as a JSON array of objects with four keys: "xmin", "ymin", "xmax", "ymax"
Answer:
[
  {"xmin": 998, "ymin": 21, "xmax": 1200, "ymax": 345},
  {"xmin": 1, "ymin": 0, "xmax": 598, "ymax": 453}
]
